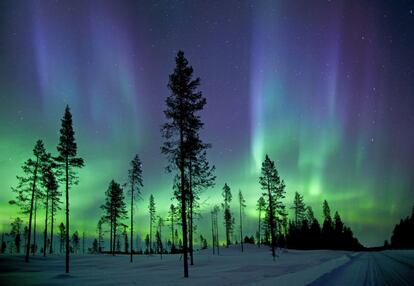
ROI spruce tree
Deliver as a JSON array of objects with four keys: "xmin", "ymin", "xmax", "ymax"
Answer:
[
  {"xmin": 161, "ymin": 51, "xmax": 207, "ymax": 277},
  {"xmin": 322, "ymin": 200, "xmax": 333, "ymax": 249},
  {"xmin": 127, "ymin": 154, "xmax": 143, "ymax": 262},
  {"xmin": 291, "ymin": 192, "xmax": 306, "ymax": 227},
  {"xmin": 259, "ymin": 154, "xmax": 286, "ymax": 260},
  {"xmin": 56, "ymin": 105, "xmax": 84, "ymax": 273},
  {"xmin": 101, "ymin": 180, "xmax": 127, "ymax": 256},
  {"xmin": 222, "ymin": 183, "xmax": 233, "ymax": 247}
]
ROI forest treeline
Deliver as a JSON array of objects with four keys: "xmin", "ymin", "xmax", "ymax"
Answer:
[
  {"xmin": 4, "ymin": 51, "xmax": 373, "ymax": 278},
  {"xmin": 386, "ymin": 207, "xmax": 414, "ymax": 249}
]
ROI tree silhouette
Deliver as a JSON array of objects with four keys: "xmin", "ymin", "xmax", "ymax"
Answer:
[
  {"xmin": 72, "ymin": 231, "xmax": 80, "ymax": 254},
  {"xmin": 97, "ymin": 218, "xmax": 104, "ymax": 253},
  {"xmin": 291, "ymin": 192, "xmax": 306, "ymax": 227},
  {"xmin": 188, "ymin": 149, "xmax": 215, "ymax": 265},
  {"xmin": 10, "ymin": 217, "xmax": 23, "ymax": 254},
  {"xmin": 211, "ymin": 205, "xmax": 220, "ymax": 255},
  {"xmin": 58, "ymin": 222, "xmax": 65, "ymax": 253},
  {"xmin": 161, "ymin": 51, "xmax": 207, "ymax": 278},
  {"xmin": 157, "ymin": 216, "xmax": 164, "ymax": 259},
  {"xmin": 148, "ymin": 194, "xmax": 156, "ymax": 255},
  {"xmin": 101, "ymin": 180, "xmax": 127, "ymax": 256},
  {"xmin": 322, "ymin": 200, "xmax": 334, "ymax": 249},
  {"xmin": 391, "ymin": 205, "xmax": 414, "ymax": 249},
  {"xmin": 259, "ymin": 154, "xmax": 286, "ymax": 260},
  {"xmin": 48, "ymin": 166, "xmax": 61, "ymax": 254},
  {"xmin": 41, "ymin": 159, "xmax": 58, "ymax": 257},
  {"xmin": 10, "ymin": 140, "xmax": 47, "ymax": 262},
  {"xmin": 92, "ymin": 239, "xmax": 98, "ymax": 253},
  {"xmin": 238, "ymin": 190, "xmax": 246, "ymax": 252},
  {"xmin": 256, "ymin": 196, "xmax": 266, "ymax": 247},
  {"xmin": 56, "ymin": 105, "xmax": 84, "ymax": 273},
  {"xmin": 167, "ymin": 204, "xmax": 178, "ymax": 252},
  {"xmin": 222, "ymin": 183, "xmax": 233, "ymax": 247},
  {"xmin": 127, "ymin": 154, "xmax": 143, "ymax": 262}
]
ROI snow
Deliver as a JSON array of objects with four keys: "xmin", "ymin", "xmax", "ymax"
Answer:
[{"xmin": 1, "ymin": 245, "xmax": 413, "ymax": 285}]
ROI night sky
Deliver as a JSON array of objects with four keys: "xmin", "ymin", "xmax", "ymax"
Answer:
[{"xmin": 1, "ymin": 0, "xmax": 414, "ymax": 247}]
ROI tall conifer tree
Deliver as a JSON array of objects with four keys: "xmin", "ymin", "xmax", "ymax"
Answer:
[{"xmin": 56, "ymin": 105, "xmax": 84, "ymax": 273}]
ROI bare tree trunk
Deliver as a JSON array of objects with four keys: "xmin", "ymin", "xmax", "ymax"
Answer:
[
  {"xmin": 189, "ymin": 160, "xmax": 194, "ymax": 265},
  {"xmin": 180, "ymin": 129, "xmax": 189, "ymax": 278},
  {"xmin": 65, "ymin": 159, "xmax": 70, "ymax": 273},
  {"xmin": 268, "ymin": 179, "xmax": 276, "ymax": 261},
  {"xmin": 211, "ymin": 212, "xmax": 215, "ymax": 255},
  {"xmin": 240, "ymin": 199, "xmax": 243, "ymax": 252},
  {"xmin": 109, "ymin": 218, "xmax": 113, "ymax": 254},
  {"xmin": 25, "ymin": 158, "xmax": 39, "ymax": 262},
  {"xmin": 43, "ymin": 189, "xmax": 49, "ymax": 257},
  {"xmin": 258, "ymin": 209, "xmax": 261, "ymax": 247},
  {"xmin": 112, "ymin": 220, "xmax": 116, "ymax": 256},
  {"xmin": 130, "ymin": 186, "xmax": 134, "ymax": 262},
  {"xmin": 50, "ymin": 203, "xmax": 54, "ymax": 254},
  {"xmin": 33, "ymin": 195, "xmax": 38, "ymax": 256}
]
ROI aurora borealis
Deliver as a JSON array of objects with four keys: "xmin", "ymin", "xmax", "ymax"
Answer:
[{"xmin": 1, "ymin": 0, "xmax": 413, "ymax": 247}]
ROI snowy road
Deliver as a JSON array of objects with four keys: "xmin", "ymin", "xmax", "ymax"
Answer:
[
  {"xmin": 1, "ymin": 247, "xmax": 414, "ymax": 285},
  {"xmin": 309, "ymin": 251, "xmax": 414, "ymax": 286}
]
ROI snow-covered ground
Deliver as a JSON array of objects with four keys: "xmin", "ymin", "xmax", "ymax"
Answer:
[{"xmin": 1, "ymin": 245, "xmax": 413, "ymax": 285}]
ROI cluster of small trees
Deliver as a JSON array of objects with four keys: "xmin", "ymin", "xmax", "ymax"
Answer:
[
  {"xmin": 285, "ymin": 197, "xmax": 363, "ymax": 250},
  {"xmin": 389, "ymin": 206, "xmax": 414, "ymax": 249},
  {"xmin": 8, "ymin": 106, "xmax": 84, "ymax": 273}
]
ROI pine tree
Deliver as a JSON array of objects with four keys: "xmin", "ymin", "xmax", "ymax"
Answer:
[
  {"xmin": 127, "ymin": 154, "xmax": 143, "ymax": 262},
  {"xmin": 238, "ymin": 190, "xmax": 246, "ymax": 252},
  {"xmin": 222, "ymin": 183, "xmax": 233, "ymax": 247},
  {"xmin": 256, "ymin": 196, "xmax": 266, "ymax": 247},
  {"xmin": 148, "ymin": 194, "xmax": 156, "ymax": 255},
  {"xmin": 291, "ymin": 192, "xmax": 306, "ymax": 227},
  {"xmin": 259, "ymin": 154, "xmax": 286, "ymax": 260},
  {"xmin": 101, "ymin": 180, "xmax": 127, "ymax": 256},
  {"xmin": 56, "ymin": 105, "xmax": 84, "ymax": 273},
  {"xmin": 161, "ymin": 51, "xmax": 207, "ymax": 278},
  {"xmin": 167, "ymin": 204, "xmax": 178, "ymax": 252},
  {"xmin": 10, "ymin": 140, "xmax": 47, "ymax": 262}
]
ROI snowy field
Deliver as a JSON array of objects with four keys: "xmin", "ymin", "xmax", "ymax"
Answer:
[{"xmin": 1, "ymin": 245, "xmax": 413, "ymax": 286}]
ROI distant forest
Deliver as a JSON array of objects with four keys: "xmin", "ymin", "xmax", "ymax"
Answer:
[{"xmin": 2, "ymin": 51, "xmax": 411, "ymax": 278}]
